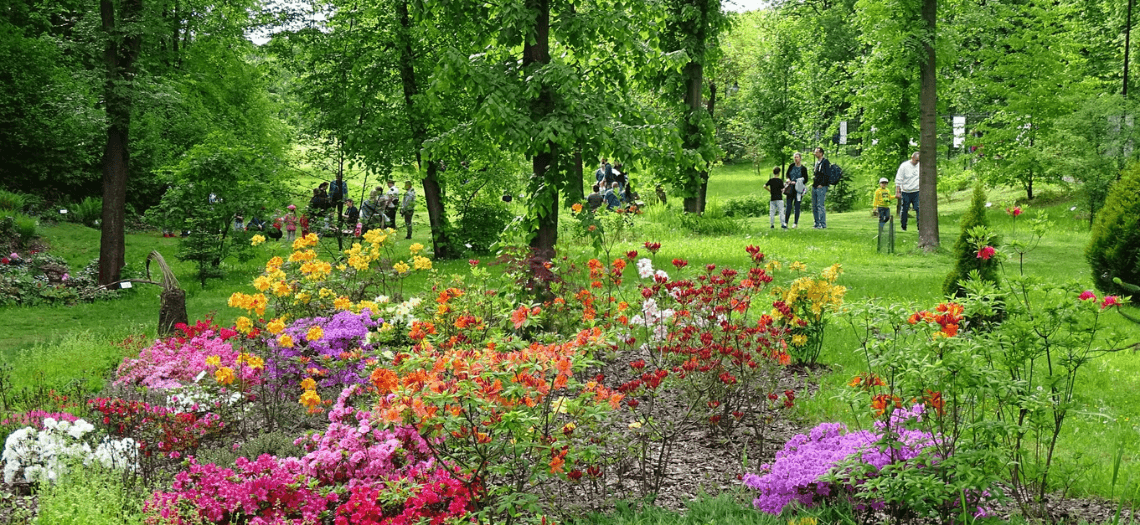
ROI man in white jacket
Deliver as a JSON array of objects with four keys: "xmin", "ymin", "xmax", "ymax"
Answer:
[{"xmin": 895, "ymin": 152, "xmax": 920, "ymax": 231}]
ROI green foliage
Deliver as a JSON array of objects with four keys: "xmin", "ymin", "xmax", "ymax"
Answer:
[
  {"xmin": 65, "ymin": 196, "xmax": 103, "ymax": 228},
  {"xmin": 147, "ymin": 136, "xmax": 284, "ymax": 285},
  {"xmin": 0, "ymin": 213, "xmax": 38, "ymax": 249},
  {"xmin": 195, "ymin": 431, "xmax": 305, "ymax": 467},
  {"xmin": 723, "ymin": 195, "xmax": 767, "ymax": 218},
  {"xmin": 454, "ymin": 198, "xmax": 512, "ymax": 255},
  {"xmin": 944, "ymin": 184, "xmax": 999, "ymax": 297},
  {"xmin": 1045, "ymin": 94, "xmax": 1140, "ymax": 226},
  {"xmin": 679, "ymin": 200, "xmax": 738, "ymax": 235},
  {"xmin": 0, "ymin": 190, "xmax": 28, "ymax": 212},
  {"xmin": 33, "ymin": 463, "xmax": 146, "ymax": 525},
  {"xmin": 1087, "ymin": 164, "xmax": 1140, "ymax": 295}
]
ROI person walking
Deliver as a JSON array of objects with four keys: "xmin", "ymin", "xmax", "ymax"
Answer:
[
  {"xmin": 786, "ymin": 152, "xmax": 808, "ymax": 228},
  {"xmin": 765, "ymin": 167, "xmax": 787, "ymax": 229},
  {"xmin": 812, "ymin": 147, "xmax": 831, "ymax": 229},
  {"xmin": 399, "ymin": 181, "xmax": 416, "ymax": 239},
  {"xmin": 895, "ymin": 152, "xmax": 920, "ymax": 231}
]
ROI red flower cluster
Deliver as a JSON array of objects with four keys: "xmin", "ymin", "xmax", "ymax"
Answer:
[
  {"xmin": 89, "ymin": 397, "xmax": 225, "ymax": 455},
  {"xmin": 644, "ymin": 241, "xmax": 662, "ymax": 254},
  {"xmin": 976, "ymin": 245, "xmax": 996, "ymax": 260},
  {"xmin": 908, "ymin": 302, "xmax": 964, "ymax": 338}
]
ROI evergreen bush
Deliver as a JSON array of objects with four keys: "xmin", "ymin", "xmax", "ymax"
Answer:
[
  {"xmin": 943, "ymin": 184, "xmax": 1000, "ymax": 297},
  {"xmin": 1086, "ymin": 164, "xmax": 1140, "ymax": 295}
]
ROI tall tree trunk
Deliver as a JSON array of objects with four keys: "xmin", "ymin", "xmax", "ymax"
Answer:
[
  {"xmin": 397, "ymin": 0, "xmax": 452, "ymax": 258},
  {"xmin": 569, "ymin": 148, "xmax": 584, "ymax": 204},
  {"xmin": 98, "ymin": 0, "xmax": 143, "ymax": 287},
  {"xmin": 918, "ymin": 0, "xmax": 940, "ymax": 250},
  {"xmin": 682, "ymin": 61, "xmax": 706, "ymax": 214},
  {"xmin": 525, "ymin": 0, "xmax": 558, "ymax": 260}
]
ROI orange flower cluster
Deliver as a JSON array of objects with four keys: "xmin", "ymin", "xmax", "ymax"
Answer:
[
  {"xmin": 871, "ymin": 394, "xmax": 903, "ymax": 416},
  {"xmin": 908, "ymin": 302, "xmax": 964, "ymax": 338},
  {"xmin": 847, "ymin": 373, "xmax": 887, "ymax": 390},
  {"xmin": 370, "ymin": 327, "xmax": 620, "ymax": 431},
  {"xmin": 924, "ymin": 389, "xmax": 945, "ymax": 416}
]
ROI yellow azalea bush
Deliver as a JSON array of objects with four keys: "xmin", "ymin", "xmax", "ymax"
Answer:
[
  {"xmin": 769, "ymin": 262, "xmax": 846, "ymax": 364},
  {"xmin": 234, "ymin": 230, "xmax": 434, "ymax": 323}
]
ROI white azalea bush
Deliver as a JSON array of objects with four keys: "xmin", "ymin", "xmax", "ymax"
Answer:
[{"xmin": 2, "ymin": 417, "xmax": 138, "ymax": 484}]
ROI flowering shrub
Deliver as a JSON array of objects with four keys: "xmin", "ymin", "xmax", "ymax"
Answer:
[
  {"xmin": 88, "ymin": 397, "xmax": 226, "ymax": 457},
  {"xmin": 2, "ymin": 417, "xmax": 138, "ymax": 484},
  {"xmin": 0, "ymin": 410, "xmax": 80, "ymax": 430},
  {"xmin": 115, "ymin": 320, "xmax": 262, "ymax": 390},
  {"xmin": 144, "ymin": 454, "xmax": 337, "ymax": 524},
  {"xmin": 146, "ymin": 387, "xmax": 474, "ymax": 524},
  {"xmin": 242, "ymin": 231, "xmax": 432, "ymax": 324},
  {"xmin": 264, "ymin": 310, "xmax": 380, "ymax": 390},
  {"xmin": 368, "ymin": 327, "xmax": 619, "ymax": 520},
  {"xmin": 767, "ymin": 258, "xmax": 846, "ymax": 365},
  {"xmin": 743, "ymin": 405, "xmax": 984, "ymax": 514},
  {"xmin": 293, "ymin": 385, "xmax": 438, "ymax": 487}
]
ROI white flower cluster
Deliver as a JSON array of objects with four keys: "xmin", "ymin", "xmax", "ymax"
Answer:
[
  {"xmin": 385, "ymin": 296, "xmax": 422, "ymax": 325},
  {"xmin": 635, "ymin": 258, "xmax": 669, "ymax": 281},
  {"xmin": 2, "ymin": 418, "xmax": 138, "ymax": 484},
  {"xmin": 628, "ymin": 298, "xmax": 675, "ymax": 343},
  {"xmin": 165, "ymin": 373, "xmax": 242, "ymax": 412}
]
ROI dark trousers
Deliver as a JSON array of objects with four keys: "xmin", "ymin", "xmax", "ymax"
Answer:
[
  {"xmin": 784, "ymin": 198, "xmax": 801, "ymax": 225},
  {"xmin": 900, "ymin": 191, "xmax": 919, "ymax": 230}
]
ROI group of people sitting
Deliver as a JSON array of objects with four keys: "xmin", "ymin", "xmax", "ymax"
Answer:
[
  {"xmin": 253, "ymin": 177, "xmax": 418, "ymax": 242},
  {"xmin": 587, "ymin": 158, "xmax": 641, "ymax": 211}
]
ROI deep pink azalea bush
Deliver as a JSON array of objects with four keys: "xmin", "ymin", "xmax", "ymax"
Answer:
[
  {"xmin": 144, "ymin": 454, "xmax": 336, "ymax": 524},
  {"xmin": 333, "ymin": 470, "xmax": 474, "ymax": 525}
]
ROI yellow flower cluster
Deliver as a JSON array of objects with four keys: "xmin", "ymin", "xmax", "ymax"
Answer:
[
  {"xmin": 250, "ymin": 234, "xmax": 266, "ymax": 246},
  {"xmin": 237, "ymin": 352, "xmax": 265, "ymax": 369},
  {"xmin": 266, "ymin": 317, "xmax": 286, "ymax": 334},
  {"xmin": 771, "ymin": 264, "xmax": 846, "ymax": 323},
  {"xmin": 215, "ymin": 367, "xmax": 235, "ymax": 385},
  {"xmin": 235, "ymin": 316, "xmax": 254, "ymax": 334},
  {"xmin": 292, "ymin": 233, "xmax": 319, "ymax": 251},
  {"xmin": 234, "ymin": 230, "xmax": 437, "ymax": 327},
  {"xmin": 299, "ymin": 377, "xmax": 321, "ymax": 411},
  {"xmin": 228, "ymin": 292, "xmax": 268, "ymax": 317},
  {"xmin": 306, "ymin": 325, "xmax": 324, "ymax": 341}
]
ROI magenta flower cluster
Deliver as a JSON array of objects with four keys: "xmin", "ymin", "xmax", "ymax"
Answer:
[
  {"xmin": 115, "ymin": 327, "xmax": 261, "ymax": 389},
  {"xmin": 743, "ymin": 405, "xmax": 936, "ymax": 515},
  {"xmin": 145, "ymin": 454, "xmax": 336, "ymax": 524},
  {"xmin": 145, "ymin": 384, "xmax": 473, "ymax": 524},
  {"xmin": 0, "ymin": 411, "xmax": 80, "ymax": 430},
  {"xmin": 264, "ymin": 310, "xmax": 379, "ymax": 388}
]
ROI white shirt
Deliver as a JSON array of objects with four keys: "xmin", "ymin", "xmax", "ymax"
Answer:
[
  {"xmin": 386, "ymin": 185, "xmax": 399, "ymax": 208},
  {"xmin": 895, "ymin": 161, "xmax": 920, "ymax": 193}
]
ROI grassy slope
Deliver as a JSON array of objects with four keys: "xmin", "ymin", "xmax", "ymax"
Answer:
[{"xmin": 3, "ymin": 161, "xmax": 1138, "ymax": 502}]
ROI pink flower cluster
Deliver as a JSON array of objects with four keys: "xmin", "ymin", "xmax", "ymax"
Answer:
[
  {"xmin": 293, "ymin": 386, "xmax": 437, "ymax": 487},
  {"xmin": 114, "ymin": 325, "xmax": 259, "ymax": 389},
  {"xmin": 1080, "ymin": 290, "xmax": 1122, "ymax": 309},
  {"xmin": 146, "ymin": 385, "xmax": 474, "ymax": 524},
  {"xmin": 145, "ymin": 455, "xmax": 335, "ymax": 524},
  {"xmin": 0, "ymin": 410, "xmax": 79, "ymax": 429}
]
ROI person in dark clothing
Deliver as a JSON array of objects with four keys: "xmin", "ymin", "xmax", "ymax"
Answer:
[
  {"xmin": 765, "ymin": 167, "xmax": 787, "ymax": 229},
  {"xmin": 586, "ymin": 184, "xmax": 604, "ymax": 211},
  {"xmin": 655, "ymin": 185, "xmax": 667, "ymax": 205},
  {"xmin": 811, "ymin": 147, "xmax": 831, "ymax": 229},
  {"xmin": 785, "ymin": 152, "xmax": 808, "ymax": 228},
  {"xmin": 344, "ymin": 199, "xmax": 359, "ymax": 225}
]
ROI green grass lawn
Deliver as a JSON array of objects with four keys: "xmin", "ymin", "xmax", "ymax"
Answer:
[{"xmin": 3, "ymin": 162, "xmax": 1139, "ymax": 506}]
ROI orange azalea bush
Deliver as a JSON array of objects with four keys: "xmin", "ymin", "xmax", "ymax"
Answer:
[{"xmin": 367, "ymin": 326, "xmax": 620, "ymax": 521}]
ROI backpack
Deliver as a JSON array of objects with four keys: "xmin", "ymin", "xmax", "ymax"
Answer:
[{"xmin": 828, "ymin": 163, "xmax": 843, "ymax": 186}]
